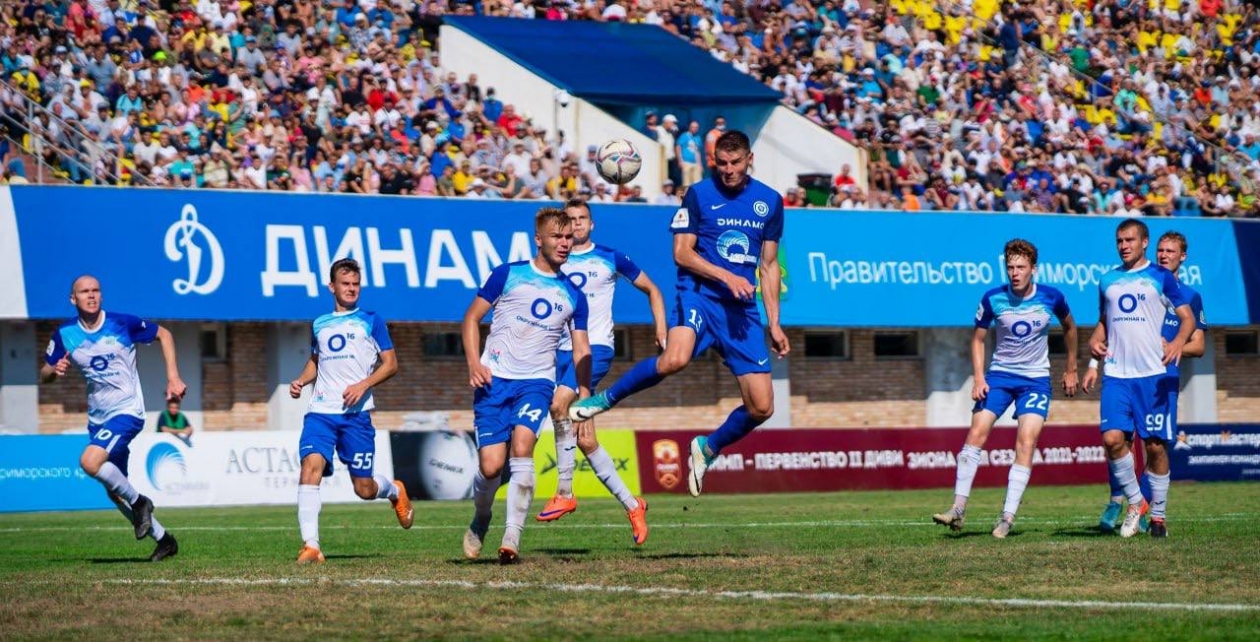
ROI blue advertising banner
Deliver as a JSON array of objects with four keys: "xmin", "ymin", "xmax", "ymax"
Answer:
[
  {"xmin": 0, "ymin": 435, "xmax": 114, "ymax": 512},
  {"xmin": 6, "ymin": 186, "xmax": 1256, "ymax": 326},
  {"xmin": 1169, "ymin": 424, "xmax": 1260, "ymax": 482}
]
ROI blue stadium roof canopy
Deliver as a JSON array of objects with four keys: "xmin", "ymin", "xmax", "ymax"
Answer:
[{"xmin": 444, "ymin": 16, "xmax": 783, "ymax": 107}]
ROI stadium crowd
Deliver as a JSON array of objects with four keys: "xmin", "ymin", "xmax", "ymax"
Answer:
[{"xmin": 1, "ymin": 0, "xmax": 1258, "ymax": 217}]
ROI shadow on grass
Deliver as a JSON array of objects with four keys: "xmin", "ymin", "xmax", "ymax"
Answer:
[
  {"xmin": 86, "ymin": 557, "xmax": 151, "ymax": 564},
  {"xmin": 323, "ymin": 553, "xmax": 383, "ymax": 560},
  {"xmin": 632, "ymin": 552, "xmax": 749, "ymax": 560},
  {"xmin": 533, "ymin": 548, "xmax": 592, "ymax": 556},
  {"xmin": 1051, "ymin": 527, "xmax": 1117, "ymax": 538}
]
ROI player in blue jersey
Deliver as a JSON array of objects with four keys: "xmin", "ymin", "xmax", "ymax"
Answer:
[
  {"xmin": 41, "ymin": 275, "xmax": 187, "ymax": 561},
  {"xmin": 535, "ymin": 199, "xmax": 665, "ymax": 543},
  {"xmin": 932, "ymin": 240, "xmax": 1079, "ymax": 538},
  {"xmin": 1086, "ymin": 230, "xmax": 1206, "ymax": 537},
  {"xmin": 569, "ymin": 130, "xmax": 789, "ymax": 497},
  {"xmin": 462, "ymin": 207, "xmax": 595, "ymax": 564},
  {"xmin": 1084, "ymin": 219, "xmax": 1195, "ymax": 538},
  {"xmin": 287, "ymin": 258, "xmax": 409, "ymax": 564}
]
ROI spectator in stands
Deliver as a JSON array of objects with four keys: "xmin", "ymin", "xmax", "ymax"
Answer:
[{"xmin": 156, "ymin": 399, "xmax": 194, "ymax": 441}]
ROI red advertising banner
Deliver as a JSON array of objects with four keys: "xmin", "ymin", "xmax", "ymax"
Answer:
[{"xmin": 637, "ymin": 426, "xmax": 1110, "ymax": 494}]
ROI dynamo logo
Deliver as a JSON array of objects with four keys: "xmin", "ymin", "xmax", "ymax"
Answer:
[
  {"xmin": 717, "ymin": 230, "xmax": 754, "ymax": 265},
  {"xmin": 165, "ymin": 204, "xmax": 224, "ymax": 295},
  {"xmin": 145, "ymin": 442, "xmax": 187, "ymax": 491}
]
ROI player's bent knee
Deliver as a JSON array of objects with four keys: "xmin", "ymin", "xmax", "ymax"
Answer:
[
  {"xmin": 79, "ymin": 455, "xmax": 102, "ymax": 476},
  {"xmin": 748, "ymin": 401, "xmax": 774, "ymax": 423},
  {"xmin": 577, "ymin": 433, "xmax": 599, "ymax": 453},
  {"xmin": 657, "ymin": 353, "xmax": 690, "ymax": 376},
  {"xmin": 353, "ymin": 480, "xmax": 377, "ymax": 500}
]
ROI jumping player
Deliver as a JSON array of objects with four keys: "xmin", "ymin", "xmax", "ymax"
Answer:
[{"xmin": 569, "ymin": 130, "xmax": 789, "ymax": 497}]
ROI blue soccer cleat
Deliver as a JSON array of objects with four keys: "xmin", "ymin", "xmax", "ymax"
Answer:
[
  {"xmin": 1099, "ymin": 501, "xmax": 1122, "ymax": 532},
  {"xmin": 569, "ymin": 391, "xmax": 613, "ymax": 421}
]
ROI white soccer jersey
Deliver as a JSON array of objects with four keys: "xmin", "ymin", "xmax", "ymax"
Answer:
[
  {"xmin": 45, "ymin": 312, "xmax": 156, "ymax": 424},
  {"xmin": 308, "ymin": 309, "xmax": 394, "ymax": 414},
  {"xmin": 558, "ymin": 243, "xmax": 643, "ymax": 350},
  {"xmin": 478, "ymin": 261, "xmax": 588, "ymax": 381},
  {"xmin": 1098, "ymin": 262, "xmax": 1189, "ymax": 379},
  {"xmin": 975, "ymin": 284, "xmax": 1071, "ymax": 378}
]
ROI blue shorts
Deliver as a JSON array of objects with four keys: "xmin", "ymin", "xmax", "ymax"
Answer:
[
  {"xmin": 556, "ymin": 345, "xmax": 615, "ymax": 392},
  {"xmin": 299, "ymin": 412, "xmax": 377, "ymax": 478},
  {"xmin": 87, "ymin": 415, "xmax": 145, "ymax": 476},
  {"xmin": 1100, "ymin": 375, "xmax": 1177, "ymax": 441},
  {"xmin": 973, "ymin": 371, "xmax": 1052, "ymax": 419},
  {"xmin": 671, "ymin": 290, "xmax": 770, "ymax": 376},
  {"xmin": 473, "ymin": 377, "xmax": 554, "ymax": 448}
]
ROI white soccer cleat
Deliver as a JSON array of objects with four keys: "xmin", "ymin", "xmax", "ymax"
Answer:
[
  {"xmin": 687, "ymin": 436, "xmax": 713, "ymax": 497},
  {"xmin": 991, "ymin": 514, "xmax": 1014, "ymax": 539},
  {"xmin": 932, "ymin": 508, "xmax": 965, "ymax": 531},
  {"xmin": 463, "ymin": 523, "xmax": 488, "ymax": 560},
  {"xmin": 1119, "ymin": 506, "xmax": 1144, "ymax": 538}
]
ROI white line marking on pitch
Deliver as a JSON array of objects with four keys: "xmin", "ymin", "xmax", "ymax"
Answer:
[
  {"xmin": 0, "ymin": 514, "xmax": 1254, "ymax": 534},
  {"xmin": 96, "ymin": 578, "xmax": 1260, "ymax": 613}
]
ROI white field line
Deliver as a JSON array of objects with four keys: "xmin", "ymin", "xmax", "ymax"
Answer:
[
  {"xmin": 0, "ymin": 513, "xmax": 1255, "ymax": 534},
  {"xmin": 66, "ymin": 577, "xmax": 1258, "ymax": 613}
]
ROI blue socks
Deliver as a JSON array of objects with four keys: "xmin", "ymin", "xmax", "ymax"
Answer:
[
  {"xmin": 605, "ymin": 356, "xmax": 665, "ymax": 405},
  {"xmin": 707, "ymin": 406, "xmax": 764, "ymax": 454}
]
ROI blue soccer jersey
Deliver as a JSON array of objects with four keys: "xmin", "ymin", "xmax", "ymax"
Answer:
[
  {"xmin": 308, "ymin": 309, "xmax": 393, "ymax": 414},
  {"xmin": 975, "ymin": 284, "xmax": 1071, "ymax": 379},
  {"xmin": 669, "ymin": 175, "xmax": 784, "ymax": 304},
  {"xmin": 478, "ymin": 261, "xmax": 588, "ymax": 381},
  {"xmin": 1098, "ymin": 262, "xmax": 1189, "ymax": 379},
  {"xmin": 1162, "ymin": 283, "xmax": 1207, "ymax": 381},
  {"xmin": 45, "ymin": 312, "xmax": 158, "ymax": 424},
  {"xmin": 558, "ymin": 243, "xmax": 643, "ymax": 350}
]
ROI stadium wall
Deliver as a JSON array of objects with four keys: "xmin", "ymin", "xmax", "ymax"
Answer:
[{"xmin": 751, "ymin": 105, "xmax": 869, "ymax": 194}]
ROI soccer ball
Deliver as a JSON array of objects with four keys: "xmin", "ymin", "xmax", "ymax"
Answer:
[{"xmin": 595, "ymin": 139, "xmax": 642, "ymax": 185}]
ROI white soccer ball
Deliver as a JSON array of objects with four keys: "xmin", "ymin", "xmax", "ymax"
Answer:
[
  {"xmin": 416, "ymin": 431, "xmax": 478, "ymax": 500},
  {"xmin": 595, "ymin": 139, "xmax": 642, "ymax": 185}
]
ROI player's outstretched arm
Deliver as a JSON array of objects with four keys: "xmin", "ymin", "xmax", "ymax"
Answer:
[
  {"xmin": 1060, "ymin": 312, "xmax": 1079, "ymax": 397},
  {"xmin": 970, "ymin": 327, "xmax": 989, "ymax": 401},
  {"xmin": 462, "ymin": 296, "xmax": 493, "ymax": 388},
  {"xmin": 759, "ymin": 240, "xmax": 789, "ymax": 357},
  {"xmin": 673, "ymin": 233, "xmax": 751, "ymax": 300},
  {"xmin": 155, "ymin": 325, "xmax": 188, "ymax": 401},
  {"xmin": 631, "ymin": 272, "xmax": 669, "ymax": 350},
  {"xmin": 289, "ymin": 353, "xmax": 317, "ymax": 399}
]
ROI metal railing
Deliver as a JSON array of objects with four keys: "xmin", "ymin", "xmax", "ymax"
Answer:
[{"xmin": 0, "ymin": 78, "xmax": 125, "ymax": 186}]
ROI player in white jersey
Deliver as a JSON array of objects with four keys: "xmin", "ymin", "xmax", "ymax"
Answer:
[
  {"xmin": 1086, "ymin": 219, "xmax": 1195, "ymax": 538},
  {"xmin": 287, "ymin": 258, "xmax": 410, "ymax": 564},
  {"xmin": 535, "ymin": 199, "xmax": 666, "ymax": 545},
  {"xmin": 461, "ymin": 208, "xmax": 593, "ymax": 564},
  {"xmin": 932, "ymin": 240, "xmax": 1079, "ymax": 538},
  {"xmin": 41, "ymin": 275, "xmax": 187, "ymax": 561},
  {"xmin": 1085, "ymin": 230, "xmax": 1207, "ymax": 537}
]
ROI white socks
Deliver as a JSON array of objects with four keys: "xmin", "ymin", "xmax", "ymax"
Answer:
[
  {"xmin": 1003, "ymin": 464, "xmax": 1031, "ymax": 518},
  {"xmin": 1108, "ymin": 453, "xmax": 1145, "ymax": 507},
  {"xmin": 472, "ymin": 469, "xmax": 502, "ymax": 527},
  {"xmin": 588, "ymin": 447, "xmax": 637, "ymax": 511},
  {"xmin": 953, "ymin": 445, "xmax": 982, "ymax": 510},
  {"xmin": 373, "ymin": 474, "xmax": 398, "ymax": 500},
  {"xmin": 502, "ymin": 457, "xmax": 534, "ymax": 551},
  {"xmin": 93, "ymin": 462, "xmax": 139, "ymax": 505},
  {"xmin": 298, "ymin": 484, "xmax": 321, "ymax": 549},
  {"xmin": 1148, "ymin": 471, "xmax": 1170, "ymax": 519},
  {"xmin": 554, "ymin": 418, "xmax": 577, "ymax": 498}
]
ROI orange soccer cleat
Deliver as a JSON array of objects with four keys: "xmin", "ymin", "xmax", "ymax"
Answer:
[
  {"xmin": 535, "ymin": 494, "xmax": 578, "ymax": 522},
  {"xmin": 628, "ymin": 497, "xmax": 649, "ymax": 546},
  {"xmin": 296, "ymin": 545, "xmax": 326, "ymax": 565},
  {"xmin": 391, "ymin": 480, "xmax": 414, "ymax": 529}
]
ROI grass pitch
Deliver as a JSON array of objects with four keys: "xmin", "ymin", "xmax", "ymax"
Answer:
[{"xmin": 1, "ymin": 483, "xmax": 1258, "ymax": 639}]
